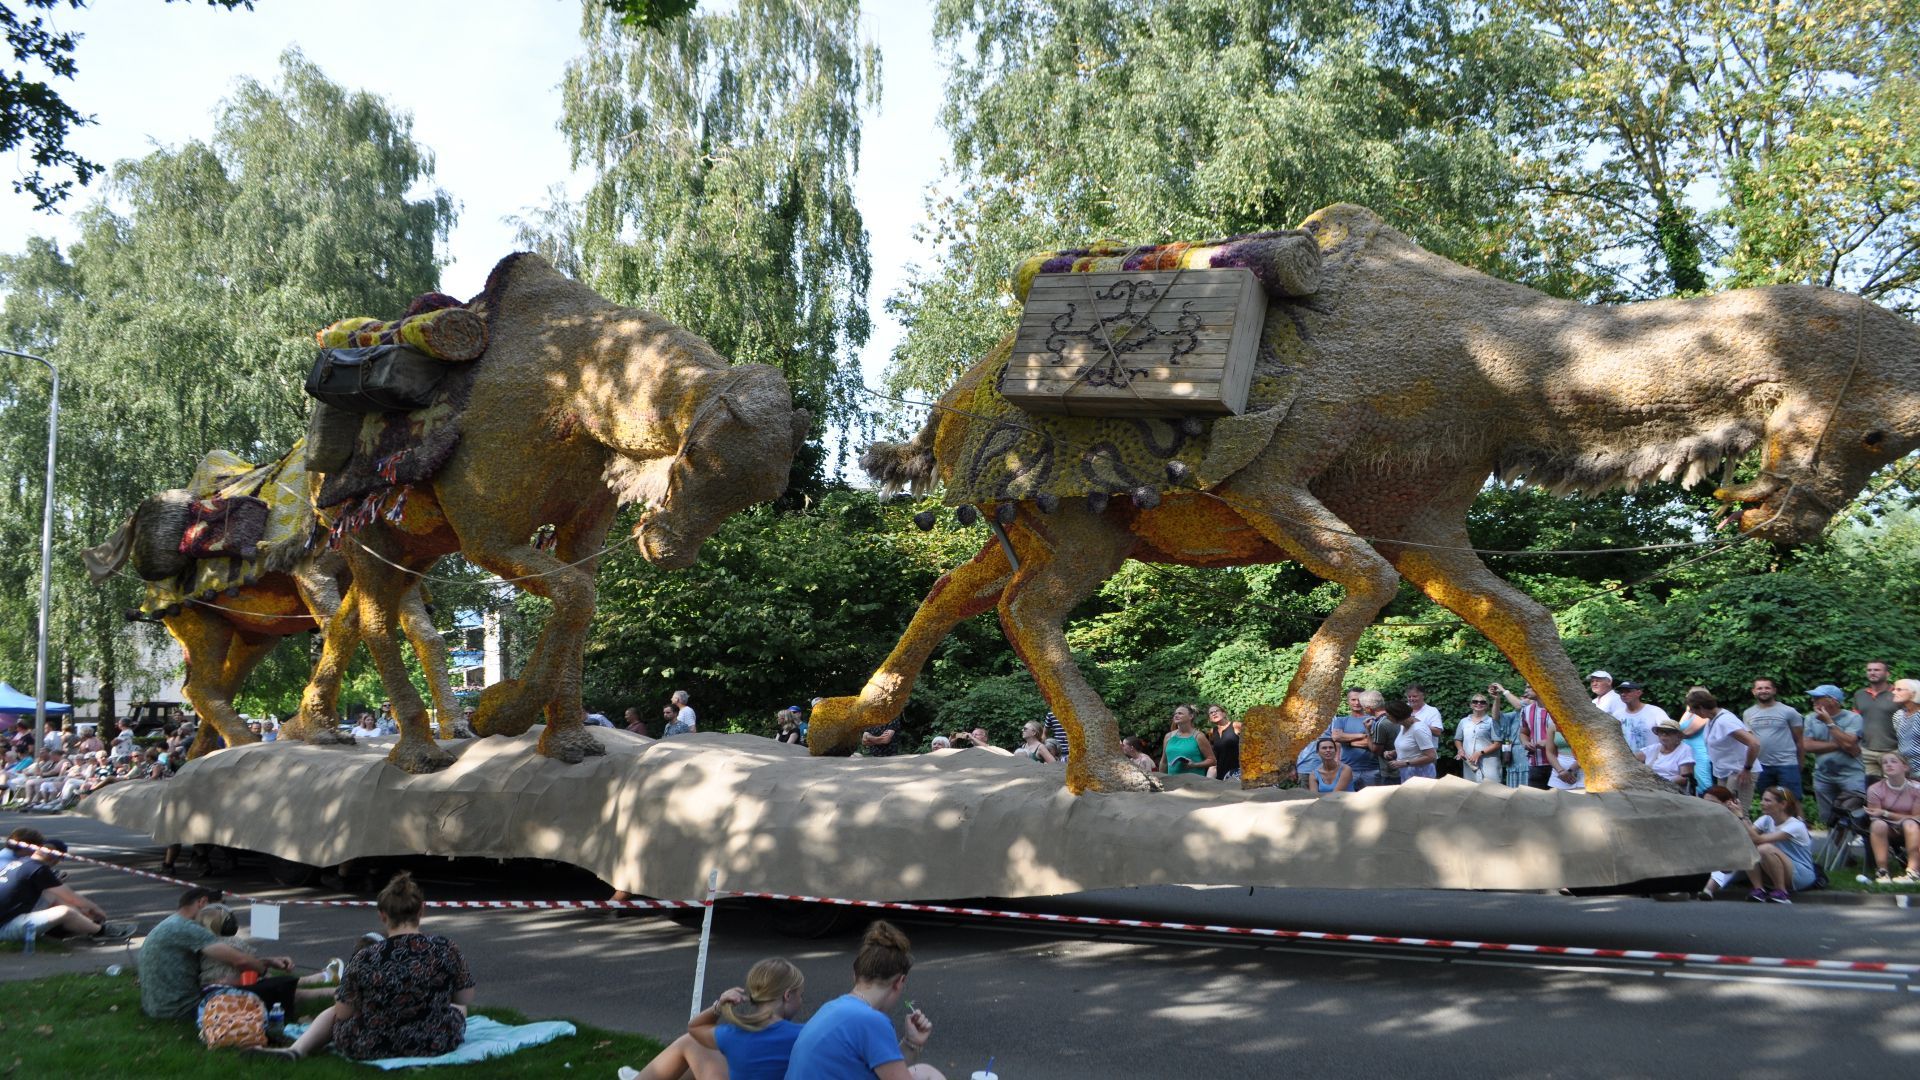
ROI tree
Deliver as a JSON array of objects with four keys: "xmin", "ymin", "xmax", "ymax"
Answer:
[
  {"xmin": 1496, "ymin": 0, "xmax": 1920, "ymax": 309},
  {"xmin": 886, "ymin": 0, "xmax": 1537, "ymax": 397},
  {"xmin": 0, "ymin": 49, "xmax": 454, "ymax": 716},
  {"xmin": 540, "ymin": 0, "xmax": 879, "ymax": 479},
  {"xmin": 1, "ymin": 0, "xmax": 253, "ymax": 211}
]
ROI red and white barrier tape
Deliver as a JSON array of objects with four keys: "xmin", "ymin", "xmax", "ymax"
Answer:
[
  {"xmin": 17, "ymin": 840, "xmax": 1915, "ymax": 975},
  {"xmin": 722, "ymin": 890, "xmax": 1920, "ymax": 976}
]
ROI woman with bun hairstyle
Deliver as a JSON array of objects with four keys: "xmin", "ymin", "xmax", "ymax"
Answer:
[
  {"xmin": 784, "ymin": 920, "xmax": 943, "ymax": 1079},
  {"xmin": 637, "ymin": 957, "xmax": 808, "ymax": 1079},
  {"xmin": 249, "ymin": 871, "xmax": 474, "ymax": 1062}
]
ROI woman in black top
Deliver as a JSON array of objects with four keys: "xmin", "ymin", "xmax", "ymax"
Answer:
[{"xmin": 1205, "ymin": 704, "xmax": 1241, "ymax": 782}]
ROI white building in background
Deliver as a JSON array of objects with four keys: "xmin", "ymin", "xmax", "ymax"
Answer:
[
  {"xmin": 449, "ymin": 609, "xmax": 508, "ymax": 695},
  {"xmin": 70, "ymin": 625, "xmax": 184, "ymax": 722}
]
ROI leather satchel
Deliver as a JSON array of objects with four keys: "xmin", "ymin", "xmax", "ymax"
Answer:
[{"xmin": 304, "ymin": 344, "xmax": 447, "ymax": 414}]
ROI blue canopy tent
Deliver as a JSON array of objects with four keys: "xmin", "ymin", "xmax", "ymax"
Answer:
[{"xmin": 0, "ymin": 682, "xmax": 72, "ymax": 731}]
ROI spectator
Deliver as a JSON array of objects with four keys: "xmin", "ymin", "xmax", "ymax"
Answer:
[
  {"xmin": 624, "ymin": 707, "xmax": 650, "ymax": 737},
  {"xmin": 375, "ymin": 703, "xmax": 398, "ymax": 737},
  {"xmin": 1742, "ymin": 678, "xmax": 1805, "ymax": 799},
  {"xmin": 250, "ymin": 872, "xmax": 475, "ymax": 1062},
  {"xmin": 1361, "ymin": 690, "xmax": 1403, "ymax": 786},
  {"xmin": 583, "ymin": 709, "xmax": 614, "ymax": 729},
  {"xmin": 195, "ymin": 902, "xmax": 339, "ymax": 1007},
  {"xmin": 0, "ymin": 835, "xmax": 134, "ymax": 945},
  {"xmin": 1855, "ymin": 660, "xmax": 1899, "ymax": 781},
  {"xmin": 40, "ymin": 722, "xmax": 65, "ymax": 755},
  {"xmin": 1861, "ymin": 753, "xmax": 1920, "ymax": 884},
  {"xmin": 637, "ymin": 957, "xmax": 808, "ymax": 1080},
  {"xmin": 1743, "ymin": 787, "xmax": 1817, "ymax": 903},
  {"xmin": 1588, "ymin": 671, "xmax": 1626, "ymax": 718},
  {"xmin": 1894, "ymin": 678, "xmax": 1920, "ymax": 776},
  {"xmin": 859, "ymin": 714, "xmax": 904, "ymax": 758},
  {"xmin": 946, "ymin": 733, "xmax": 975, "ymax": 750},
  {"xmin": 1329, "ymin": 688, "xmax": 1383, "ymax": 790},
  {"xmin": 1381, "ymin": 699, "xmax": 1437, "ymax": 781},
  {"xmin": 1014, "ymin": 721, "xmax": 1057, "ymax": 764},
  {"xmin": 1205, "ymin": 705, "xmax": 1240, "ymax": 782},
  {"xmin": 351, "ymin": 712, "xmax": 380, "ymax": 740},
  {"xmin": 1548, "ymin": 726, "xmax": 1584, "ymax": 791},
  {"xmin": 1695, "ymin": 785, "xmax": 1747, "ymax": 900},
  {"xmin": 1158, "ymin": 704, "xmax": 1215, "ymax": 776},
  {"xmin": 110, "ymin": 720, "xmax": 136, "ymax": 761},
  {"xmin": 140, "ymin": 886, "xmax": 293, "ymax": 1020},
  {"xmin": 783, "ymin": 920, "xmax": 942, "ymax": 1080},
  {"xmin": 663, "ymin": 704, "xmax": 681, "ymax": 733},
  {"xmin": 967, "ymin": 726, "xmax": 995, "ymax": 751},
  {"xmin": 1044, "ymin": 712, "xmax": 1071, "ymax": 764},
  {"xmin": 1612, "ymin": 681, "xmax": 1666, "ymax": 755},
  {"xmin": 774, "ymin": 710, "xmax": 804, "ymax": 745},
  {"xmin": 664, "ymin": 697, "xmax": 697, "ymax": 738},
  {"xmin": 1487, "ymin": 691, "xmax": 1525, "ymax": 788},
  {"xmin": 1121, "ymin": 736, "xmax": 1155, "ymax": 774},
  {"xmin": 1493, "ymin": 682, "xmax": 1556, "ymax": 789},
  {"xmin": 927, "ymin": 735, "xmax": 949, "ymax": 751},
  {"xmin": 1305, "ymin": 737, "xmax": 1353, "ymax": 794},
  {"xmin": 1639, "ymin": 719, "xmax": 1695, "ymax": 792},
  {"xmin": 1691, "ymin": 689, "xmax": 1761, "ymax": 807},
  {"xmin": 1803, "ymin": 686, "xmax": 1867, "ymax": 826},
  {"xmin": 1404, "ymin": 685, "xmax": 1443, "ymax": 744},
  {"xmin": 1453, "ymin": 693, "xmax": 1501, "ymax": 783}
]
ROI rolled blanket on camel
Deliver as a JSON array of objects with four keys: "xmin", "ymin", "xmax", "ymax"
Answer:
[
  {"xmin": 316, "ymin": 296, "xmax": 488, "ymax": 362},
  {"xmin": 1011, "ymin": 229, "xmax": 1323, "ymax": 302}
]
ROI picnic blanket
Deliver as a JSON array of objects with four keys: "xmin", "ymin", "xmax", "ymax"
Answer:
[
  {"xmin": 137, "ymin": 441, "xmax": 320, "ymax": 616},
  {"xmin": 282, "ymin": 1015, "xmax": 576, "ymax": 1070},
  {"xmin": 1011, "ymin": 229, "xmax": 1323, "ymax": 303}
]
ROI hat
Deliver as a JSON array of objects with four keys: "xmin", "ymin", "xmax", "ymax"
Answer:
[
  {"xmin": 1651, "ymin": 718, "xmax": 1681, "ymax": 733},
  {"xmin": 1615, "ymin": 680, "xmax": 1644, "ymax": 692},
  {"xmin": 1806, "ymin": 684, "xmax": 1845, "ymax": 702},
  {"xmin": 1587, "ymin": 670, "xmax": 1613, "ymax": 681}
]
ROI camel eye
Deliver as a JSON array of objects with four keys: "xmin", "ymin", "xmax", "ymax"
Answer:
[{"xmin": 1864, "ymin": 430, "xmax": 1887, "ymax": 447}]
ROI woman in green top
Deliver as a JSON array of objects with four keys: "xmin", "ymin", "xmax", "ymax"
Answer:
[{"xmin": 1159, "ymin": 704, "xmax": 1216, "ymax": 776}]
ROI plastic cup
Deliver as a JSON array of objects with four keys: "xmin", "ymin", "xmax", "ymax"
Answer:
[
  {"xmin": 105, "ymin": 964, "xmax": 124, "ymax": 977},
  {"xmin": 971, "ymin": 1073, "xmax": 999, "ymax": 1080}
]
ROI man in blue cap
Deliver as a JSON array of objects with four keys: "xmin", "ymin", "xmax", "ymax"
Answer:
[{"xmin": 1802, "ymin": 684, "xmax": 1866, "ymax": 825}]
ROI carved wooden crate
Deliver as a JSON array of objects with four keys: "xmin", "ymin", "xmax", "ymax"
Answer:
[{"xmin": 1003, "ymin": 268, "xmax": 1266, "ymax": 417}]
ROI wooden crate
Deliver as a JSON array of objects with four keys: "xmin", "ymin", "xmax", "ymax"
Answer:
[{"xmin": 1003, "ymin": 267, "xmax": 1266, "ymax": 417}]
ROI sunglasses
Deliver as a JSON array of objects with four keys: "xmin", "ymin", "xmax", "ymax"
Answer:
[{"xmin": 1470, "ymin": 700, "xmax": 1489, "ymax": 705}]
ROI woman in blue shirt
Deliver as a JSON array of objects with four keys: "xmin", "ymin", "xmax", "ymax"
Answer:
[
  {"xmin": 636, "ymin": 958, "xmax": 808, "ymax": 1080},
  {"xmin": 785, "ymin": 920, "xmax": 942, "ymax": 1080}
]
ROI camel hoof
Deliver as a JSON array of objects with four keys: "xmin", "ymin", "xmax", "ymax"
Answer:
[
  {"xmin": 538, "ymin": 726, "xmax": 605, "ymax": 764},
  {"xmin": 472, "ymin": 679, "xmax": 538, "ymax": 737},
  {"xmin": 1068, "ymin": 762, "xmax": 1160, "ymax": 794},
  {"xmin": 386, "ymin": 739, "xmax": 455, "ymax": 774},
  {"xmin": 299, "ymin": 727, "xmax": 357, "ymax": 747}
]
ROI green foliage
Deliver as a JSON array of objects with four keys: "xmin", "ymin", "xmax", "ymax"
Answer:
[
  {"xmin": 0, "ymin": 50, "xmax": 454, "ymax": 713},
  {"xmin": 1, "ymin": 1, "xmax": 253, "ymax": 210},
  {"xmin": 540, "ymin": 0, "xmax": 878, "ymax": 473}
]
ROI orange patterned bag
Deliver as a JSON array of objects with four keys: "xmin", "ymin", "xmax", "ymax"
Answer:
[{"xmin": 197, "ymin": 987, "xmax": 268, "ymax": 1050}]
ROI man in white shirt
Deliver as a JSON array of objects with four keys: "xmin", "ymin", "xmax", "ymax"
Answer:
[
  {"xmin": 1404, "ymin": 685, "xmax": 1443, "ymax": 743},
  {"xmin": 1612, "ymin": 680, "xmax": 1668, "ymax": 755},
  {"xmin": 666, "ymin": 690, "xmax": 697, "ymax": 736},
  {"xmin": 1588, "ymin": 671, "xmax": 1626, "ymax": 718}
]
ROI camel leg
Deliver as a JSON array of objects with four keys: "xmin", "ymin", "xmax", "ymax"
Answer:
[
  {"xmin": 165, "ymin": 611, "xmax": 260, "ymax": 758},
  {"xmin": 349, "ymin": 552, "xmax": 455, "ymax": 774},
  {"xmin": 288, "ymin": 570, "xmax": 360, "ymax": 746},
  {"xmin": 1385, "ymin": 524, "xmax": 1659, "ymax": 793},
  {"xmin": 397, "ymin": 584, "xmax": 460, "ymax": 739},
  {"xmin": 1212, "ymin": 483, "xmax": 1403, "ymax": 788},
  {"xmin": 523, "ymin": 493, "xmax": 618, "ymax": 761},
  {"xmin": 808, "ymin": 538, "xmax": 1012, "ymax": 754},
  {"xmin": 996, "ymin": 506, "xmax": 1149, "ymax": 794},
  {"xmin": 462, "ymin": 526, "xmax": 609, "ymax": 764}
]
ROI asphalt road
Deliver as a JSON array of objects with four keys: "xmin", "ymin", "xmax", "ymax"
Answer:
[{"xmin": 7, "ymin": 811, "xmax": 1915, "ymax": 1079}]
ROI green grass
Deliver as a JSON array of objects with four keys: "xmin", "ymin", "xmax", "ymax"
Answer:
[{"xmin": 0, "ymin": 973, "xmax": 666, "ymax": 1077}]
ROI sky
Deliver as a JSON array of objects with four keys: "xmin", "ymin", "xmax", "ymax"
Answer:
[{"xmin": 0, "ymin": 0, "xmax": 949, "ymax": 397}]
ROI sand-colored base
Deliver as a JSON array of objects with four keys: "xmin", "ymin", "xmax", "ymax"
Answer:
[{"xmin": 78, "ymin": 731, "xmax": 1753, "ymax": 899}]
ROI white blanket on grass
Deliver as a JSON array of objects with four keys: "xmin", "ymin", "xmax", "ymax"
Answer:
[{"xmin": 284, "ymin": 1015, "xmax": 575, "ymax": 1069}]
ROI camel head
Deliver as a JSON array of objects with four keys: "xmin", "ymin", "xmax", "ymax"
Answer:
[
  {"xmin": 628, "ymin": 363, "xmax": 810, "ymax": 568},
  {"xmin": 1713, "ymin": 292, "xmax": 1920, "ymax": 545}
]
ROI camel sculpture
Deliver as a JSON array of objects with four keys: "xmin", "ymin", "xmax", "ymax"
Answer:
[
  {"xmin": 296, "ymin": 253, "xmax": 809, "ymax": 773},
  {"xmin": 84, "ymin": 448, "xmax": 456, "ymax": 759},
  {"xmin": 810, "ymin": 203, "xmax": 1920, "ymax": 795}
]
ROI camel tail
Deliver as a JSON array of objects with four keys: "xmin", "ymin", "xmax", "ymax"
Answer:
[{"xmin": 860, "ymin": 414, "xmax": 939, "ymax": 497}]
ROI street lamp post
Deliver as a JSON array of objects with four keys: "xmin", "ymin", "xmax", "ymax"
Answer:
[{"xmin": 3, "ymin": 349, "xmax": 59, "ymax": 754}]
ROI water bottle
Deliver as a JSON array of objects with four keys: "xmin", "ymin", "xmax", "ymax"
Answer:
[
  {"xmin": 267, "ymin": 1002, "xmax": 285, "ymax": 1041},
  {"xmin": 21, "ymin": 925, "xmax": 33, "ymax": 955}
]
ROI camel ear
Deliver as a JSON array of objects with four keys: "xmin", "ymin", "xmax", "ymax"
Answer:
[{"xmin": 790, "ymin": 408, "xmax": 812, "ymax": 454}]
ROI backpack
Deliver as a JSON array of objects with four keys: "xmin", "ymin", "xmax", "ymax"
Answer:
[{"xmin": 198, "ymin": 987, "xmax": 267, "ymax": 1050}]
